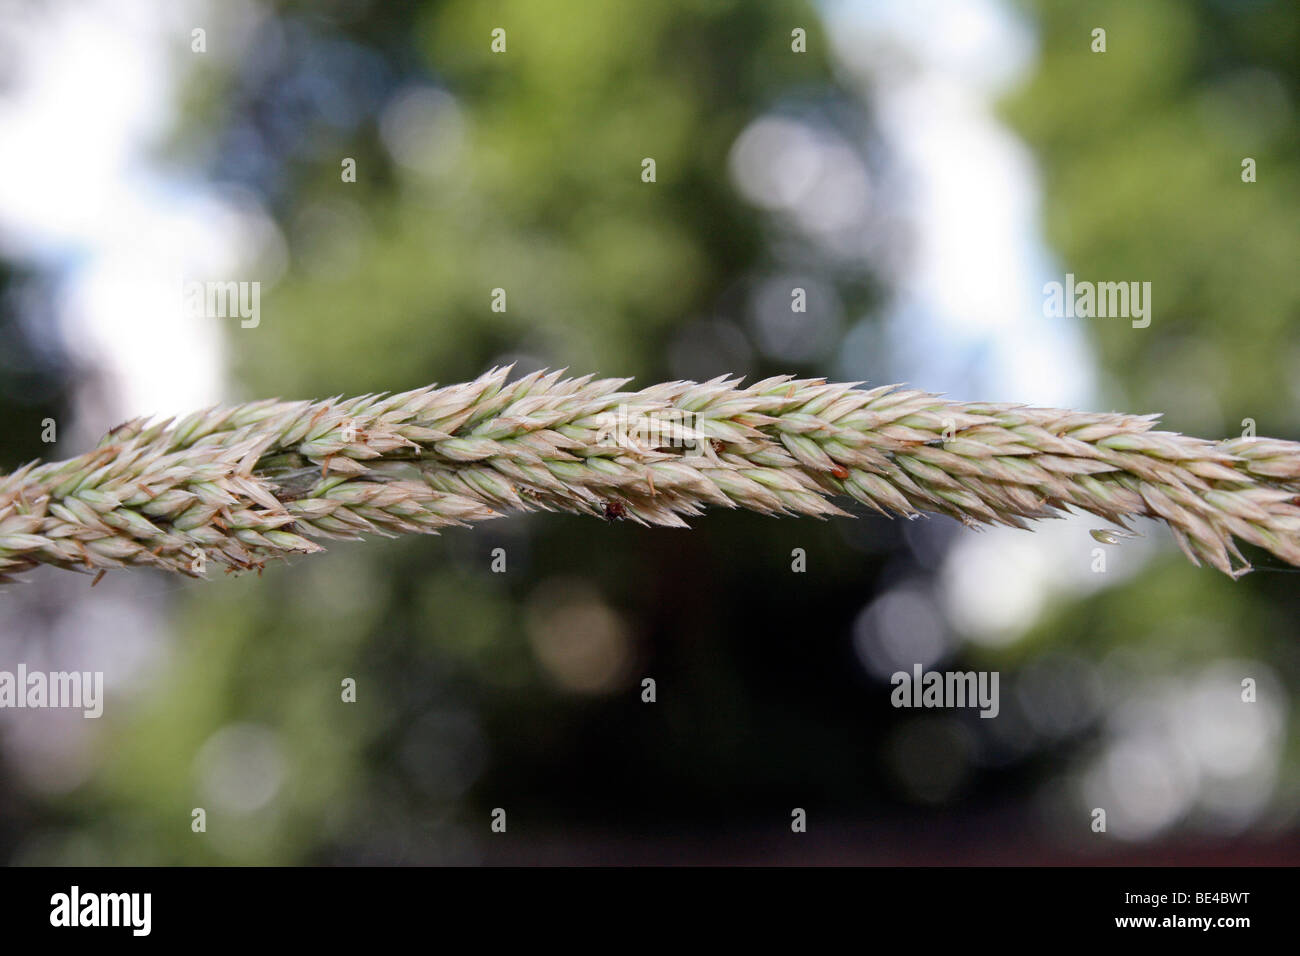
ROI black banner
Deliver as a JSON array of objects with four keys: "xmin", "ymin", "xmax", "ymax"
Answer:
[{"xmin": 0, "ymin": 865, "xmax": 1287, "ymax": 942}]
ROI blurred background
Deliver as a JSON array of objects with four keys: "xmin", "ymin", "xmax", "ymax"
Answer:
[{"xmin": 0, "ymin": 0, "xmax": 1297, "ymax": 864}]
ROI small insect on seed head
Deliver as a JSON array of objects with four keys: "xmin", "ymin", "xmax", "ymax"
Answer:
[
  {"xmin": 602, "ymin": 499, "xmax": 627, "ymax": 521},
  {"xmin": 830, "ymin": 464, "xmax": 850, "ymax": 480}
]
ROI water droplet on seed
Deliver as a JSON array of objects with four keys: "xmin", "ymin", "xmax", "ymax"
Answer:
[{"xmin": 1090, "ymin": 527, "xmax": 1138, "ymax": 546}]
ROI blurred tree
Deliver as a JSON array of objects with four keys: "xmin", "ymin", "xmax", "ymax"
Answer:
[
  {"xmin": 1006, "ymin": 0, "xmax": 1300, "ymax": 438},
  {"xmin": 0, "ymin": 263, "xmax": 73, "ymax": 465},
  {"xmin": 998, "ymin": 0, "xmax": 1300, "ymax": 836}
]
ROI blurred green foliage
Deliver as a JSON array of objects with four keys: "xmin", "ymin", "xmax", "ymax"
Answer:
[
  {"xmin": 1005, "ymin": 0, "xmax": 1300, "ymax": 437},
  {"xmin": 233, "ymin": 0, "xmax": 828, "ymax": 397},
  {"xmin": 1001, "ymin": 0, "xmax": 1300, "ymax": 821}
]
